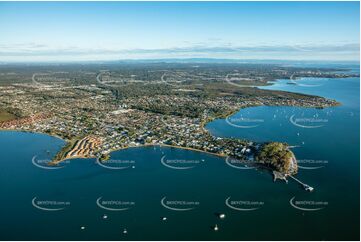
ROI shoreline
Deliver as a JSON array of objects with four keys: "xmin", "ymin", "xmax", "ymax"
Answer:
[
  {"xmin": 0, "ymin": 76, "xmax": 342, "ymax": 166},
  {"xmin": 200, "ymin": 101, "xmax": 340, "ymax": 132},
  {"xmin": 51, "ymin": 143, "xmax": 228, "ymax": 165},
  {"xmin": 0, "ymin": 100, "xmax": 334, "ymax": 166},
  {"xmin": 0, "ymin": 129, "xmax": 228, "ymax": 164},
  {"xmin": 0, "ymin": 128, "xmax": 68, "ymax": 142}
]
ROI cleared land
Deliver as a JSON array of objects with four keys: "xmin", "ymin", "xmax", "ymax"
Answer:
[{"xmin": 0, "ymin": 109, "xmax": 16, "ymax": 122}]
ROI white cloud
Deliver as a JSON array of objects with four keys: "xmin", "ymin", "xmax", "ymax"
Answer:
[{"xmin": 0, "ymin": 43, "xmax": 359, "ymax": 62}]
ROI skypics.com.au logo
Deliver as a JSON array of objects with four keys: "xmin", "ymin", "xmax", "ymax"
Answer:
[
  {"xmin": 32, "ymin": 155, "xmax": 70, "ymax": 170},
  {"xmin": 96, "ymin": 158, "xmax": 136, "ymax": 170},
  {"xmin": 289, "ymin": 114, "xmax": 328, "ymax": 129},
  {"xmin": 32, "ymin": 197, "xmax": 70, "ymax": 211},
  {"xmin": 289, "ymin": 196, "xmax": 328, "ymax": 211},
  {"xmin": 96, "ymin": 197, "xmax": 135, "ymax": 211},
  {"xmin": 226, "ymin": 116, "xmax": 264, "ymax": 129},
  {"xmin": 225, "ymin": 197, "xmax": 264, "ymax": 211},
  {"xmin": 297, "ymin": 159, "xmax": 328, "ymax": 170},
  {"xmin": 225, "ymin": 157, "xmax": 256, "ymax": 170},
  {"xmin": 289, "ymin": 73, "xmax": 324, "ymax": 88},
  {"xmin": 161, "ymin": 196, "xmax": 200, "ymax": 211},
  {"xmin": 161, "ymin": 155, "xmax": 205, "ymax": 170}
]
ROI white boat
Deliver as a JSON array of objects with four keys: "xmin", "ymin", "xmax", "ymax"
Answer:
[{"xmin": 213, "ymin": 224, "xmax": 219, "ymax": 231}]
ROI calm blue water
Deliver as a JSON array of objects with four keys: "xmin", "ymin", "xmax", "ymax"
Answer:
[
  {"xmin": 0, "ymin": 69, "xmax": 359, "ymax": 240},
  {"xmin": 0, "ymin": 132, "xmax": 330, "ymax": 240},
  {"xmin": 207, "ymin": 75, "xmax": 360, "ymax": 240}
]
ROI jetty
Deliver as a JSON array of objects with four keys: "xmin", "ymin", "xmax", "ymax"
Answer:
[{"xmin": 289, "ymin": 175, "xmax": 314, "ymax": 192}]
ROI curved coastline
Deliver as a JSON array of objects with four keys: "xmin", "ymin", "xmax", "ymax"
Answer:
[
  {"xmin": 0, "ymin": 77, "xmax": 343, "ymax": 169},
  {"xmin": 0, "ymin": 128, "xmax": 67, "ymax": 143},
  {"xmin": 0, "ymin": 128, "xmax": 227, "ymax": 164},
  {"xmin": 206, "ymin": 75, "xmax": 346, "ymax": 129},
  {"xmin": 0, "ymin": 101, "xmax": 316, "ymax": 167}
]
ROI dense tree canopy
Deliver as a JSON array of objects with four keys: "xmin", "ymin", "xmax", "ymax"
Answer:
[{"xmin": 255, "ymin": 142, "xmax": 297, "ymax": 174}]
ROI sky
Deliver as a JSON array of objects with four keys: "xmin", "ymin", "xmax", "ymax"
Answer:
[{"xmin": 0, "ymin": 1, "xmax": 359, "ymax": 62}]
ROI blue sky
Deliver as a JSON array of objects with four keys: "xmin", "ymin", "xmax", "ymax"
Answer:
[{"xmin": 0, "ymin": 1, "xmax": 359, "ymax": 61}]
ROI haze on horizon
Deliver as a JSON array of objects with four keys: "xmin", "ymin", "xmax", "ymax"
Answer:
[{"xmin": 0, "ymin": 1, "xmax": 359, "ymax": 62}]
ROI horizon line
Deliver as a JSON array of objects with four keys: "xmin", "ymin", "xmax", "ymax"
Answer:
[{"xmin": 0, "ymin": 58, "xmax": 359, "ymax": 64}]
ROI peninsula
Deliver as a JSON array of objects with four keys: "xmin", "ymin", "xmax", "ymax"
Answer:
[{"xmin": 0, "ymin": 63, "xmax": 354, "ymax": 176}]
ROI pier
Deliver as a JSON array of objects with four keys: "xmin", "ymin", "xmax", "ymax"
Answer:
[{"xmin": 289, "ymin": 175, "xmax": 314, "ymax": 192}]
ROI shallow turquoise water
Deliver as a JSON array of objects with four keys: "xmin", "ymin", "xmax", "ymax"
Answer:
[{"xmin": 0, "ymin": 75, "xmax": 359, "ymax": 240}]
